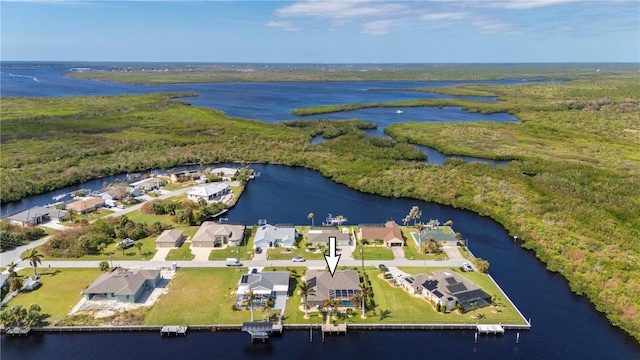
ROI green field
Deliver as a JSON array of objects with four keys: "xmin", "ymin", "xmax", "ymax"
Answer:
[{"xmin": 2, "ymin": 67, "xmax": 639, "ymax": 340}]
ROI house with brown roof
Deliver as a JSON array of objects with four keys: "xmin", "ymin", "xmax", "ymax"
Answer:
[
  {"xmin": 358, "ymin": 221, "xmax": 404, "ymax": 247},
  {"xmin": 66, "ymin": 198, "xmax": 105, "ymax": 214},
  {"xmin": 191, "ymin": 221, "xmax": 245, "ymax": 247},
  {"xmin": 83, "ymin": 268, "xmax": 161, "ymax": 303},
  {"xmin": 307, "ymin": 228, "xmax": 352, "ymax": 247},
  {"xmin": 305, "ymin": 269, "xmax": 361, "ymax": 308},
  {"xmin": 155, "ymin": 229, "xmax": 185, "ymax": 248}
]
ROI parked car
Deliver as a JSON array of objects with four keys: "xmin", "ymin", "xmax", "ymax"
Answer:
[
  {"xmin": 292, "ymin": 256, "xmax": 305, "ymax": 262},
  {"xmin": 118, "ymin": 238, "xmax": 134, "ymax": 249},
  {"xmin": 226, "ymin": 258, "xmax": 242, "ymax": 266},
  {"xmin": 462, "ymin": 262, "xmax": 474, "ymax": 272},
  {"xmin": 378, "ymin": 264, "xmax": 388, "ymax": 271},
  {"xmin": 255, "ymin": 247, "xmax": 262, "ymax": 254}
]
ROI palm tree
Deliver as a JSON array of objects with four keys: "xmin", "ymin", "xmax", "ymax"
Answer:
[
  {"xmin": 263, "ymin": 298, "xmax": 275, "ymax": 321},
  {"xmin": 22, "ymin": 248, "xmax": 43, "ymax": 276},
  {"xmin": 298, "ymin": 280, "xmax": 316, "ymax": 318},
  {"xmin": 402, "ymin": 215, "xmax": 411, "ymax": 226},
  {"xmin": 409, "ymin": 206, "xmax": 422, "ymax": 226},
  {"xmin": 115, "ymin": 242, "xmax": 125, "ymax": 255},
  {"xmin": 97, "ymin": 242, "xmax": 107, "ymax": 255},
  {"xmin": 135, "ymin": 242, "xmax": 143, "ymax": 255},
  {"xmin": 6, "ymin": 261, "xmax": 18, "ymax": 278},
  {"xmin": 336, "ymin": 215, "xmax": 345, "ymax": 226},
  {"xmin": 414, "ymin": 222, "xmax": 426, "ymax": 251},
  {"xmin": 322, "ymin": 298, "xmax": 341, "ymax": 320},
  {"xmin": 307, "ymin": 213, "xmax": 315, "ymax": 227},
  {"xmin": 246, "ymin": 290, "xmax": 255, "ymax": 321}
]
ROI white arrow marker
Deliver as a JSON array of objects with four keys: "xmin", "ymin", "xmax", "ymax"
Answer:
[{"xmin": 324, "ymin": 236, "xmax": 341, "ymax": 277}]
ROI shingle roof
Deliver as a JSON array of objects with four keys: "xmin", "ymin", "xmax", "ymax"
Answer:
[
  {"xmin": 85, "ymin": 269, "xmax": 160, "ymax": 296},
  {"xmin": 67, "ymin": 198, "xmax": 105, "ymax": 212},
  {"xmin": 307, "ymin": 230, "xmax": 351, "ymax": 244},
  {"xmin": 155, "ymin": 229, "xmax": 184, "ymax": 244},
  {"xmin": 7, "ymin": 206, "xmax": 67, "ymax": 223},
  {"xmin": 360, "ymin": 221, "xmax": 403, "ymax": 244},
  {"xmin": 238, "ymin": 271, "xmax": 290, "ymax": 294},
  {"xmin": 191, "ymin": 221, "xmax": 245, "ymax": 245},
  {"xmin": 306, "ymin": 269, "xmax": 361, "ymax": 302}
]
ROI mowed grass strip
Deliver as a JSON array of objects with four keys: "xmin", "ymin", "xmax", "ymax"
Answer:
[{"xmin": 7, "ymin": 268, "xmax": 101, "ymax": 324}]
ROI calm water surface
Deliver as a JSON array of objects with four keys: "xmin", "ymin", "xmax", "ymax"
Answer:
[{"xmin": 1, "ymin": 63, "xmax": 638, "ymax": 359}]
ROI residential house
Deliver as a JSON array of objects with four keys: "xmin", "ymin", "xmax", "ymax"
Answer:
[
  {"xmin": 307, "ymin": 228, "xmax": 352, "ymax": 247},
  {"xmin": 83, "ymin": 268, "xmax": 161, "ymax": 303},
  {"xmin": 359, "ymin": 221, "xmax": 404, "ymax": 247},
  {"xmin": 187, "ymin": 183, "xmax": 229, "ymax": 203},
  {"xmin": 253, "ymin": 224, "xmax": 298, "ymax": 249},
  {"xmin": 191, "ymin": 221, "xmax": 245, "ymax": 247},
  {"xmin": 235, "ymin": 271, "xmax": 290, "ymax": 309},
  {"xmin": 419, "ymin": 271, "xmax": 492, "ymax": 312},
  {"xmin": 305, "ymin": 269, "xmax": 361, "ymax": 308},
  {"xmin": 155, "ymin": 229, "xmax": 185, "ymax": 248},
  {"xmin": 412, "ymin": 226, "xmax": 458, "ymax": 248},
  {"xmin": 170, "ymin": 170, "xmax": 200, "ymax": 183},
  {"xmin": 7, "ymin": 206, "xmax": 68, "ymax": 226},
  {"xmin": 66, "ymin": 198, "xmax": 105, "ymax": 214},
  {"xmin": 129, "ymin": 177, "xmax": 166, "ymax": 191},
  {"xmin": 210, "ymin": 167, "xmax": 239, "ymax": 181}
]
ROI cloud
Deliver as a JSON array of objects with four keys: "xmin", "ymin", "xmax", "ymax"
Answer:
[
  {"xmin": 479, "ymin": 0, "xmax": 573, "ymax": 10},
  {"xmin": 274, "ymin": 0, "xmax": 408, "ymax": 23},
  {"xmin": 361, "ymin": 19, "xmax": 398, "ymax": 35},
  {"xmin": 420, "ymin": 12, "xmax": 467, "ymax": 21},
  {"xmin": 266, "ymin": 21, "xmax": 300, "ymax": 32}
]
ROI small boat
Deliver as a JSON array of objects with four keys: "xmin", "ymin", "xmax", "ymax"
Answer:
[
  {"xmin": 396, "ymin": 110, "xmax": 404, "ymax": 114},
  {"xmin": 323, "ymin": 214, "xmax": 347, "ymax": 226}
]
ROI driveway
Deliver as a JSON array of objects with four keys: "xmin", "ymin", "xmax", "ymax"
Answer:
[
  {"xmin": 191, "ymin": 246, "xmax": 212, "ymax": 262},
  {"xmin": 150, "ymin": 247, "xmax": 172, "ymax": 261},
  {"xmin": 391, "ymin": 246, "xmax": 405, "ymax": 259}
]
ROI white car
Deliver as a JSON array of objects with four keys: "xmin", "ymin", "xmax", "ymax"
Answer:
[
  {"xmin": 462, "ymin": 262, "xmax": 474, "ymax": 272},
  {"xmin": 292, "ymin": 256, "xmax": 305, "ymax": 262}
]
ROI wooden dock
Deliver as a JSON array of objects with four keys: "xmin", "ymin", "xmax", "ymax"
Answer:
[
  {"xmin": 477, "ymin": 324, "xmax": 505, "ymax": 335},
  {"xmin": 321, "ymin": 322, "xmax": 347, "ymax": 335},
  {"xmin": 160, "ymin": 326, "xmax": 188, "ymax": 336},
  {"xmin": 5, "ymin": 327, "xmax": 32, "ymax": 337}
]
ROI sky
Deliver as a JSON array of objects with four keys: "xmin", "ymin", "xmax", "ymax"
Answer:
[{"xmin": 1, "ymin": 0, "xmax": 638, "ymax": 63}]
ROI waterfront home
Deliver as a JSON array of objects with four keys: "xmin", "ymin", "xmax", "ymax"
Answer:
[
  {"xmin": 235, "ymin": 271, "xmax": 290, "ymax": 309},
  {"xmin": 170, "ymin": 170, "xmax": 200, "ymax": 183},
  {"xmin": 307, "ymin": 228, "xmax": 352, "ymax": 247},
  {"xmin": 415, "ymin": 271, "xmax": 492, "ymax": 312},
  {"xmin": 191, "ymin": 221, "xmax": 245, "ymax": 247},
  {"xmin": 210, "ymin": 167, "xmax": 239, "ymax": 181},
  {"xmin": 7, "ymin": 206, "xmax": 68, "ymax": 226},
  {"xmin": 412, "ymin": 226, "xmax": 458, "ymax": 248},
  {"xmin": 253, "ymin": 224, "xmax": 298, "ymax": 249},
  {"xmin": 129, "ymin": 177, "xmax": 166, "ymax": 191},
  {"xmin": 187, "ymin": 183, "xmax": 229, "ymax": 203},
  {"xmin": 305, "ymin": 269, "xmax": 361, "ymax": 308},
  {"xmin": 66, "ymin": 198, "xmax": 105, "ymax": 214},
  {"xmin": 359, "ymin": 221, "xmax": 404, "ymax": 247},
  {"xmin": 83, "ymin": 268, "xmax": 161, "ymax": 303},
  {"xmin": 155, "ymin": 229, "xmax": 185, "ymax": 248}
]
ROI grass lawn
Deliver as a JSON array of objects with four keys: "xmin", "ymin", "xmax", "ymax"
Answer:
[
  {"xmin": 6, "ymin": 268, "xmax": 101, "ymax": 325},
  {"xmin": 162, "ymin": 182, "xmax": 193, "ymax": 191},
  {"xmin": 165, "ymin": 241, "xmax": 195, "ymax": 261},
  {"xmin": 352, "ymin": 246, "xmax": 394, "ymax": 261},
  {"xmin": 126, "ymin": 211, "xmax": 175, "ymax": 227},
  {"xmin": 208, "ymin": 246, "xmax": 252, "ymax": 261},
  {"xmin": 400, "ymin": 227, "xmax": 448, "ymax": 260},
  {"xmin": 144, "ymin": 268, "xmax": 257, "ymax": 325}
]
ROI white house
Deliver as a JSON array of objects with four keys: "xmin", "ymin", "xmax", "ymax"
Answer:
[
  {"xmin": 253, "ymin": 224, "xmax": 298, "ymax": 249},
  {"xmin": 187, "ymin": 183, "xmax": 229, "ymax": 202}
]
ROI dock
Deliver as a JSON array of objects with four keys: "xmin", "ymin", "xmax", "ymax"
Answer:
[
  {"xmin": 160, "ymin": 326, "xmax": 188, "ymax": 336},
  {"xmin": 477, "ymin": 324, "xmax": 505, "ymax": 335},
  {"xmin": 321, "ymin": 322, "xmax": 347, "ymax": 335},
  {"xmin": 5, "ymin": 327, "xmax": 32, "ymax": 337},
  {"xmin": 242, "ymin": 321, "xmax": 274, "ymax": 343}
]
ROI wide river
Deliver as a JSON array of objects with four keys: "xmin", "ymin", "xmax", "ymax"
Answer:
[{"xmin": 1, "ymin": 62, "xmax": 639, "ymax": 359}]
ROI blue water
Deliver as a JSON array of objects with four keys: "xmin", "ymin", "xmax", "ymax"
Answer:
[{"xmin": 1, "ymin": 63, "xmax": 638, "ymax": 359}]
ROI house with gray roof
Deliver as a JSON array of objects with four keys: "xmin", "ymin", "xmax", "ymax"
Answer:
[
  {"xmin": 307, "ymin": 228, "xmax": 352, "ymax": 247},
  {"xmin": 191, "ymin": 221, "xmax": 245, "ymax": 247},
  {"xmin": 253, "ymin": 224, "xmax": 298, "ymax": 249},
  {"xmin": 417, "ymin": 271, "xmax": 491, "ymax": 312},
  {"xmin": 305, "ymin": 269, "xmax": 361, "ymax": 308},
  {"xmin": 83, "ymin": 268, "xmax": 161, "ymax": 303},
  {"xmin": 7, "ymin": 206, "xmax": 68, "ymax": 226},
  {"xmin": 155, "ymin": 229, "xmax": 185, "ymax": 248},
  {"xmin": 236, "ymin": 271, "xmax": 290, "ymax": 309}
]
